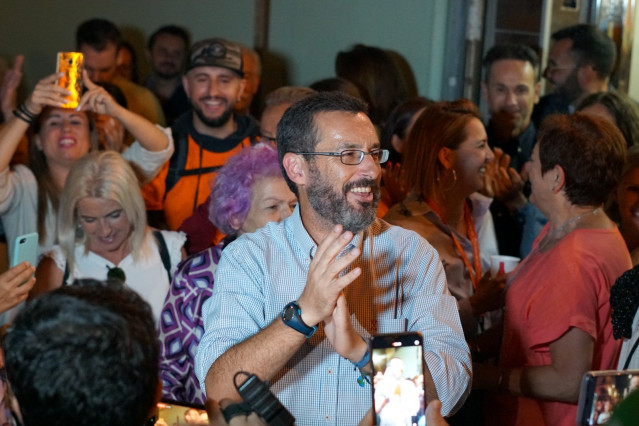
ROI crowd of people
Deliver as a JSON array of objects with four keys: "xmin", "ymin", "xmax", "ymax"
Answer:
[{"xmin": 0, "ymin": 17, "xmax": 638, "ymax": 426}]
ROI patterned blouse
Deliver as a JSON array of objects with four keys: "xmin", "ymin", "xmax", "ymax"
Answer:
[{"xmin": 158, "ymin": 237, "xmax": 231, "ymax": 404}]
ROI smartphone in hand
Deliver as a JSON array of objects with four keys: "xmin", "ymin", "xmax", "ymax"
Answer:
[
  {"xmin": 576, "ymin": 369, "xmax": 639, "ymax": 425},
  {"xmin": 11, "ymin": 232, "xmax": 38, "ymax": 270},
  {"xmin": 370, "ymin": 332, "xmax": 425, "ymax": 426},
  {"xmin": 56, "ymin": 52, "xmax": 83, "ymax": 109}
]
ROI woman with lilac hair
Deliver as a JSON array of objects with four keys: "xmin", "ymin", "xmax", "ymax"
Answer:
[{"xmin": 158, "ymin": 142, "xmax": 297, "ymax": 405}]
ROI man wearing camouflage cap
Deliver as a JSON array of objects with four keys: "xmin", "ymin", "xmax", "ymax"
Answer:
[{"xmin": 143, "ymin": 38, "xmax": 259, "ymax": 242}]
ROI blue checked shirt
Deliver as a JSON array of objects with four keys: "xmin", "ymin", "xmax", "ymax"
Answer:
[{"xmin": 195, "ymin": 207, "xmax": 471, "ymax": 424}]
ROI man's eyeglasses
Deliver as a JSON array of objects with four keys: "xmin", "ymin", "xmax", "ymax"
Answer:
[{"xmin": 294, "ymin": 149, "xmax": 389, "ymax": 165}]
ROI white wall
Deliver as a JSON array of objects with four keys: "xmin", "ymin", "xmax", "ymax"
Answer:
[{"xmin": 0, "ymin": 0, "xmax": 449, "ymax": 100}]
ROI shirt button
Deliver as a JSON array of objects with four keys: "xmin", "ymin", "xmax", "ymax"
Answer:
[{"xmin": 328, "ymin": 369, "xmax": 332, "ymax": 374}]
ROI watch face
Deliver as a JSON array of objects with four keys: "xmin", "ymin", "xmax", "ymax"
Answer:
[{"xmin": 283, "ymin": 305, "xmax": 295, "ymax": 322}]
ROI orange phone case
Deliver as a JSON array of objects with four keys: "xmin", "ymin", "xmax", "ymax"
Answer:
[{"xmin": 56, "ymin": 52, "xmax": 83, "ymax": 109}]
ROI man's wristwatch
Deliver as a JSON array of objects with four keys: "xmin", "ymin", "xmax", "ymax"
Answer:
[{"xmin": 281, "ymin": 301, "xmax": 317, "ymax": 338}]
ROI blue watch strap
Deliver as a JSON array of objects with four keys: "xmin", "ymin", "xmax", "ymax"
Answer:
[
  {"xmin": 281, "ymin": 301, "xmax": 317, "ymax": 338},
  {"xmin": 353, "ymin": 348, "xmax": 370, "ymax": 369}
]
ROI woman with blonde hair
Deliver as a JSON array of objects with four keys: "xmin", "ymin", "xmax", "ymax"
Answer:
[{"xmin": 32, "ymin": 151, "xmax": 185, "ymax": 323}]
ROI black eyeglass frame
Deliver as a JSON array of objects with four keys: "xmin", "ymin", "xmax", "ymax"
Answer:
[{"xmin": 292, "ymin": 148, "xmax": 390, "ymax": 165}]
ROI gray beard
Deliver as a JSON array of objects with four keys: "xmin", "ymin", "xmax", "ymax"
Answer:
[{"xmin": 306, "ymin": 166, "xmax": 380, "ymax": 234}]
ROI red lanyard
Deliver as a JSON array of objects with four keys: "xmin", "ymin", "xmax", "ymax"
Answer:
[{"xmin": 427, "ymin": 200, "xmax": 482, "ymax": 290}]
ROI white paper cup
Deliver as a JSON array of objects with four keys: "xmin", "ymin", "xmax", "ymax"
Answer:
[{"xmin": 490, "ymin": 255, "xmax": 520, "ymax": 277}]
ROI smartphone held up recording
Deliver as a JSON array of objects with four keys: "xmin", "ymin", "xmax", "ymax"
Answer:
[
  {"xmin": 576, "ymin": 369, "xmax": 639, "ymax": 425},
  {"xmin": 370, "ymin": 332, "xmax": 425, "ymax": 426},
  {"xmin": 56, "ymin": 52, "xmax": 83, "ymax": 109}
]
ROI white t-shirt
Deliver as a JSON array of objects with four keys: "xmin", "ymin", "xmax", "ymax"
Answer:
[{"xmin": 46, "ymin": 229, "xmax": 185, "ymax": 324}]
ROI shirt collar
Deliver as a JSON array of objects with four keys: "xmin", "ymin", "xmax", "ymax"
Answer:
[{"xmin": 285, "ymin": 204, "xmax": 365, "ymax": 259}]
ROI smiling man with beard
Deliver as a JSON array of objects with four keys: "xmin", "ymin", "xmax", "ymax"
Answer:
[
  {"xmin": 142, "ymin": 38, "xmax": 259, "ymax": 234},
  {"xmin": 195, "ymin": 92, "xmax": 471, "ymax": 424},
  {"xmin": 481, "ymin": 44, "xmax": 545, "ymax": 257},
  {"xmin": 531, "ymin": 24, "xmax": 616, "ymax": 128}
]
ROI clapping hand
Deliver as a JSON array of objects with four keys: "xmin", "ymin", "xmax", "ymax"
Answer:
[
  {"xmin": 482, "ymin": 147, "xmax": 527, "ymax": 210},
  {"xmin": 297, "ymin": 225, "xmax": 361, "ymax": 328},
  {"xmin": 1, "ymin": 55, "xmax": 24, "ymax": 121}
]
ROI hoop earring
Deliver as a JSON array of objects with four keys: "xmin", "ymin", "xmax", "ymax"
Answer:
[{"xmin": 442, "ymin": 169, "xmax": 457, "ymax": 192}]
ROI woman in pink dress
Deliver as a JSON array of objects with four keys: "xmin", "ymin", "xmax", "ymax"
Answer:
[{"xmin": 475, "ymin": 113, "xmax": 631, "ymax": 425}]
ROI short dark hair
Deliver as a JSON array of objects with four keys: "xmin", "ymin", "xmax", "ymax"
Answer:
[
  {"xmin": 76, "ymin": 18, "xmax": 122, "ymax": 51},
  {"xmin": 309, "ymin": 77, "xmax": 365, "ymax": 101},
  {"xmin": 4, "ymin": 279, "xmax": 158, "ymax": 426},
  {"xmin": 381, "ymin": 96, "xmax": 432, "ymax": 164},
  {"xmin": 147, "ymin": 25, "xmax": 190, "ymax": 51},
  {"xmin": 538, "ymin": 113, "xmax": 627, "ymax": 206},
  {"xmin": 483, "ymin": 43, "xmax": 540, "ymax": 82},
  {"xmin": 276, "ymin": 91, "xmax": 369, "ymax": 195},
  {"xmin": 552, "ymin": 24, "xmax": 617, "ymax": 80},
  {"xmin": 578, "ymin": 91, "xmax": 639, "ymax": 148}
]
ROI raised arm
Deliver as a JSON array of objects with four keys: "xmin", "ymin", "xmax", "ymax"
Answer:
[
  {"xmin": 0, "ymin": 71, "xmax": 68, "ymax": 174},
  {"xmin": 77, "ymin": 73, "xmax": 168, "ymax": 153}
]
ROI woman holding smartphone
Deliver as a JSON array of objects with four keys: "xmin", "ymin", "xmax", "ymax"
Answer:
[{"xmin": 0, "ymin": 63, "xmax": 173, "ymax": 259}]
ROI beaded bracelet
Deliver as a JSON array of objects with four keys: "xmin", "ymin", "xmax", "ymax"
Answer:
[
  {"xmin": 12, "ymin": 108, "xmax": 33, "ymax": 125},
  {"xmin": 18, "ymin": 103, "xmax": 37, "ymax": 120}
]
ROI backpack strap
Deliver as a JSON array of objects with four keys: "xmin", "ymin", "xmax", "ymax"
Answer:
[
  {"xmin": 153, "ymin": 230, "xmax": 172, "ymax": 283},
  {"xmin": 62, "ymin": 261, "xmax": 69, "ymax": 285},
  {"xmin": 164, "ymin": 127, "xmax": 189, "ymax": 197}
]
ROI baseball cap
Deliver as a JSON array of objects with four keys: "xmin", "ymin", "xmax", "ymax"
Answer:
[{"xmin": 186, "ymin": 38, "xmax": 244, "ymax": 77}]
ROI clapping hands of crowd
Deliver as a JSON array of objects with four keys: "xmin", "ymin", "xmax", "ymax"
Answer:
[
  {"xmin": 482, "ymin": 147, "xmax": 527, "ymax": 210},
  {"xmin": 0, "ymin": 55, "xmax": 24, "ymax": 121},
  {"xmin": 297, "ymin": 224, "xmax": 366, "ymax": 362}
]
